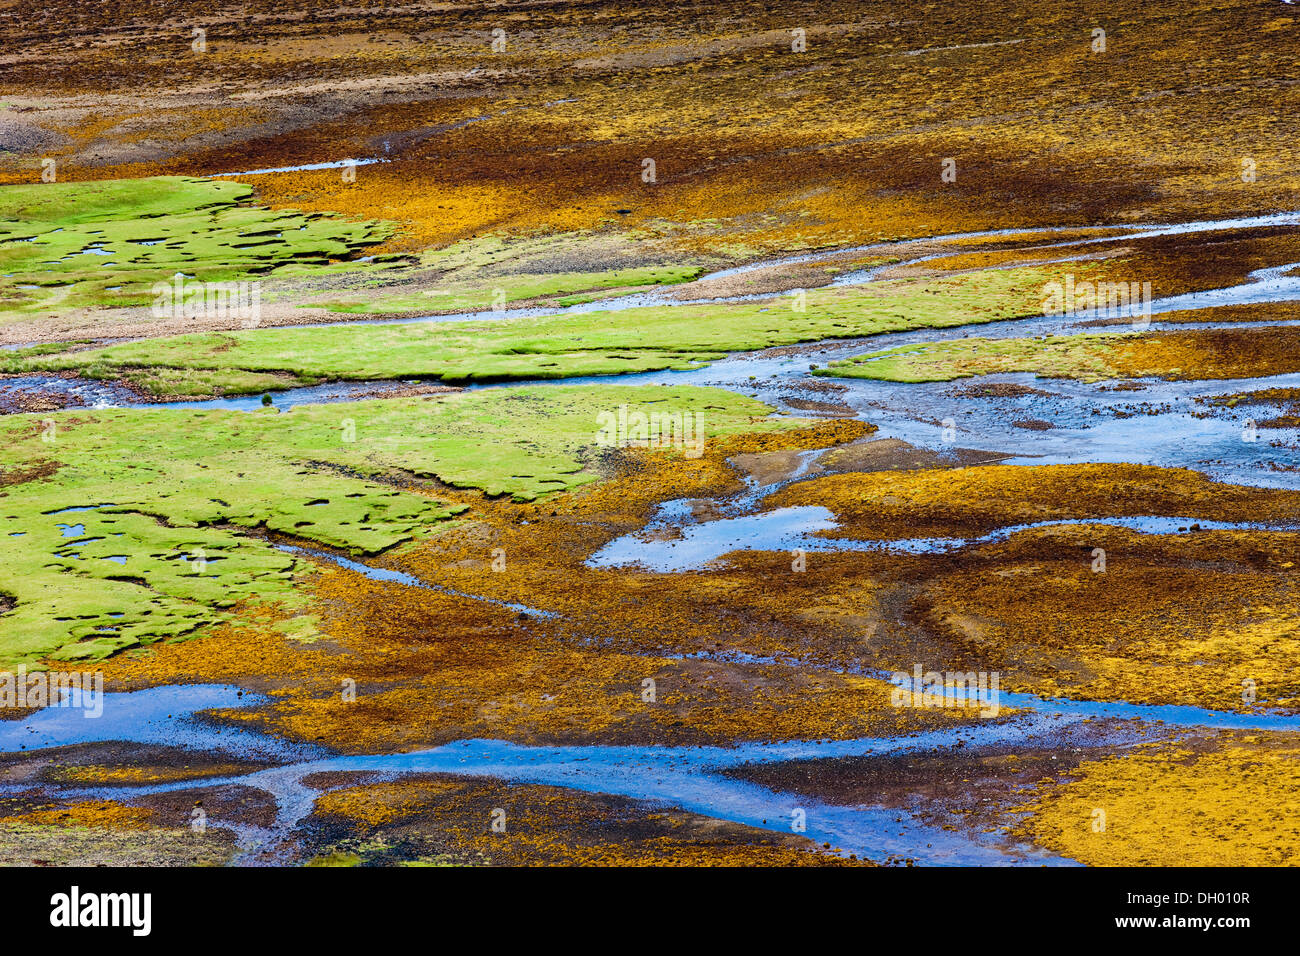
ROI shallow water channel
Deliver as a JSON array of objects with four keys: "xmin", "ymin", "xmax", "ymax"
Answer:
[{"xmin": 7, "ymin": 209, "xmax": 1300, "ymax": 864}]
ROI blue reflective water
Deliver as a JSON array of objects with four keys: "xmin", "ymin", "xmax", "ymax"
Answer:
[
  {"xmin": 0, "ymin": 684, "xmax": 313, "ymax": 759},
  {"xmin": 0, "ymin": 685, "xmax": 1075, "ymax": 865},
  {"xmin": 277, "ymin": 544, "xmax": 556, "ymax": 619},
  {"xmin": 589, "ymin": 509, "xmax": 1300, "ymax": 571}
]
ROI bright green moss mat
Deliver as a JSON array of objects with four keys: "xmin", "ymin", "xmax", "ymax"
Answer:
[
  {"xmin": 0, "ymin": 384, "xmax": 797, "ymax": 666},
  {"xmin": 7, "ymin": 265, "xmax": 1067, "ymax": 395},
  {"xmin": 0, "ymin": 176, "xmax": 391, "ymax": 315}
]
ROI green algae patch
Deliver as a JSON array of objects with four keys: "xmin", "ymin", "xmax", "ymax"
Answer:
[
  {"xmin": 816, "ymin": 334, "xmax": 1133, "ymax": 383},
  {"xmin": 115, "ymin": 366, "xmax": 308, "ymax": 399},
  {"xmin": 275, "ymin": 384, "xmax": 798, "ymax": 501},
  {"xmin": 0, "ymin": 384, "xmax": 798, "ymax": 665},
  {"xmin": 306, "ymin": 851, "xmax": 364, "ymax": 867},
  {"xmin": 8, "ymin": 265, "xmax": 1066, "ymax": 394},
  {"xmin": 818, "ymin": 325, "xmax": 1300, "ymax": 384},
  {"xmin": 318, "ymin": 265, "xmax": 703, "ymax": 314},
  {"xmin": 0, "ymin": 176, "xmax": 392, "ymax": 316},
  {"xmin": 0, "ymin": 821, "xmax": 234, "ymax": 866}
]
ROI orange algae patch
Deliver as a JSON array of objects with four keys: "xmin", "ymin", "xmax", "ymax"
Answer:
[
  {"xmin": 316, "ymin": 779, "xmax": 466, "ymax": 827},
  {"xmin": 311, "ymin": 776, "xmax": 866, "ymax": 866},
  {"xmin": 247, "ymin": 168, "xmax": 518, "ymax": 256},
  {"xmin": 95, "ymin": 599, "xmax": 341, "ymax": 693},
  {"xmin": 1011, "ymin": 736, "xmax": 1300, "ymax": 866},
  {"xmin": 87, "ymin": 542, "xmax": 961, "ymax": 752},
  {"xmin": 771, "ymin": 463, "xmax": 1300, "ymax": 539},
  {"xmin": 763, "ymin": 463, "xmax": 1300, "ymax": 709},
  {"xmin": 1106, "ymin": 326, "xmax": 1300, "ymax": 382},
  {"xmin": 917, "ymin": 529, "xmax": 1300, "ymax": 709},
  {"xmin": 280, "ymin": 563, "xmax": 972, "ymax": 749},
  {"xmin": 52, "ymin": 765, "xmax": 253, "ymax": 785},
  {"xmin": 5, "ymin": 800, "xmax": 155, "ymax": 830}
]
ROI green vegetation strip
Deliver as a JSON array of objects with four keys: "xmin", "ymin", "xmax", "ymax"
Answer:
[
  {"xmin": 318, "ymin": 266, "xmax": 704, "ymax": 314},
  {"xmin": 0, "ymin": 384, "xmax": 795, "ymax": 666},
  {"xmin": 814, "ymin": 333, "xmax": 1136, "ymax": 382},
  {"xmin": 6, "ymin": 266, "xmax": 1067, "ymax": 397}
]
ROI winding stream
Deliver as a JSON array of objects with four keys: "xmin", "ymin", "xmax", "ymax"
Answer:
[
  {"xmin": 0, "ymin": 684, "xmax": 1077, "ymax": 865},
  {"xmin": 8, "ymin": 208, "xmax": 1300, "ymax": 865},
  {"xmin": 589, "ymin": 508, "xmax": 1300, "ymax": 571},
  {"xmin": 2, "ymin": 678, "xmax": 1284, "ymax": 867}
]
